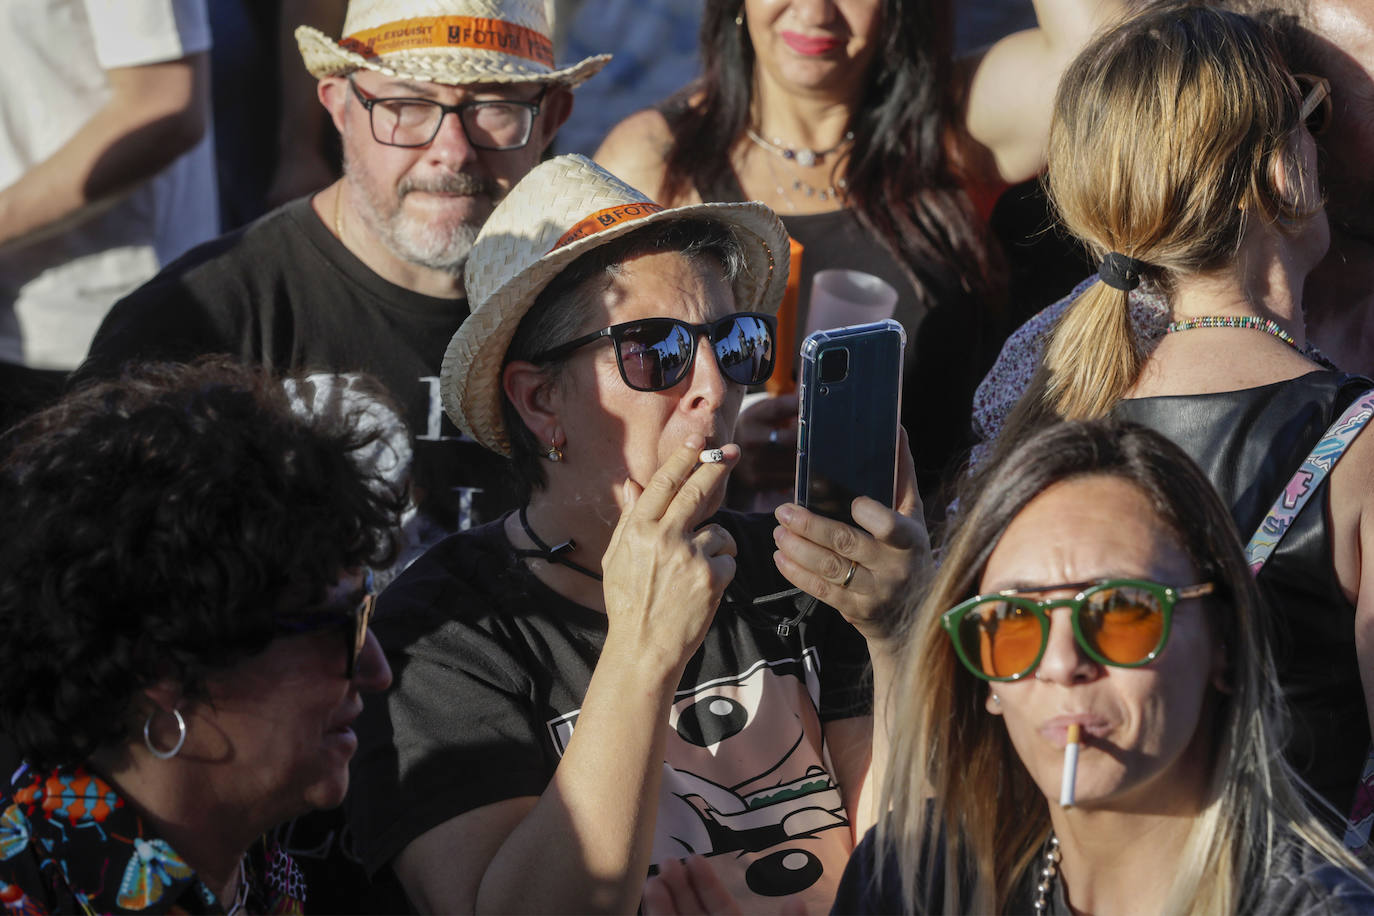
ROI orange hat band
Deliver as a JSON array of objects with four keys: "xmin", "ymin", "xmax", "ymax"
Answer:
[
  {"xmin": 339, "ymin": 16, "xmax": 554, "ymax": 67},
  {"xmin": 553, "ymin": 203, "xmax": 666, "ymax": 251}
]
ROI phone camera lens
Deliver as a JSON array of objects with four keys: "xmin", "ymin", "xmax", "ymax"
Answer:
[{"xmin": 819, "ymin": 348, "xmax": 849, "ymax": 384}]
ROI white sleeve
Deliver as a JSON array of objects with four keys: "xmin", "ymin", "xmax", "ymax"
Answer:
[{"xmin": 83, "ymin": 0, "xmax": 211, "ymax": 69}]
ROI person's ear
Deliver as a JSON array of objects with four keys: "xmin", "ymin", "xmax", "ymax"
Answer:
[
  {"xmin": 533, "ymin": 85, "xmax": 574, "ymax": 152},
  {"xmin": 318, "ymin": 76, "xmax": 352, "ymax": 135},
  {"xmin": 503, "ymin": 360, "xmax": 562, "ymax": 447}
]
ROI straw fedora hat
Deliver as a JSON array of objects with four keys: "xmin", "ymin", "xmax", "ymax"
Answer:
[
  {"xmin": 296, "ymin": 0, "xmax": 609, "ymax": 87},
  {"xmin": 441, "ymin": 154, "xmax": 790, "ymax": 457}
]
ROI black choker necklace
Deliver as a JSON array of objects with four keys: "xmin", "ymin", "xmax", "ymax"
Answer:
[{"xmin": 513, "ymin": 507, "xmax": 603, "ymax": 582}]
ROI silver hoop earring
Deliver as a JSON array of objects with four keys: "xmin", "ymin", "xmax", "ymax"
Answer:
[{"xmin": 143, "ymin": 708, "xmax": 187, "ymax": 760}]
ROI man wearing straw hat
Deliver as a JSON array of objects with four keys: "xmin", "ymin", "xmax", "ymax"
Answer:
[{"xmin": 76, "ymin": 0, "xmax": 608, "ymax": 574}]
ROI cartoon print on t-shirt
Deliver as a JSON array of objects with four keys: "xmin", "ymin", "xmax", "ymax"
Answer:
[{"xmin": 547, "ymin": 650, "xmax": 851, "ymax": 906}]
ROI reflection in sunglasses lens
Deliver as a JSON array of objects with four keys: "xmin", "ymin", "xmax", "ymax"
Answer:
[
  {"xmin": 965, "ymin": 600, "xmax": 1043, "ymax": 678},
  {"xmin": 716, "ymin": 315, "xmax": 775, "ymax": 386},
  {"xmin": 1081, "ymin": 587, "xmax": 1163, "ymax": 664},
  {"xmin": 619, "ymin": 321, "xmax": 692, "ymax": 390}
]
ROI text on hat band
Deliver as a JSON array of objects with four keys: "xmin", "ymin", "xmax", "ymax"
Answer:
[
  {"xmin": 340, "ymin": 16, "xmax": 554, "ymax": 68},
  {"xmin": 553, "ymin": 203, "xmax": 667, "ymax": 251}
]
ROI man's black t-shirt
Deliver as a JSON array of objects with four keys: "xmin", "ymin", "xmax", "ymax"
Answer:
[{"xmin": 78, "ymin": 197, "xmax": 517, "ymax": 571}]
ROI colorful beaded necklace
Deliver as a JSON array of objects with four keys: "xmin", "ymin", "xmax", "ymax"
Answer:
[{"xmin": 1165, "ymin": 315, "xmax": 1300, "ymax": 351}]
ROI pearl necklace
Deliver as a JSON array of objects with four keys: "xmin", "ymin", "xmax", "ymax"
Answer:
[
  {"xmin": 745, "ymin": 128, "xmax": 854, "ymax": 168},
  {"xmin": 1032, "ymin": 833, "xmax": 1062, "ymax": 914},
  {"xmin": 1165, "ymin": 315, "xmax": 1300, "ymax": 351}
]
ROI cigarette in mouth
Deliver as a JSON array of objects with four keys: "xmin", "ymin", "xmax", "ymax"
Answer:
[
  {"xmin": 1060, "ymin": 723, "xmax": 1081, "ymax": 808},
  {"xmin": 699, "ymin": 448, "xmax": 726, "ymax": 464}
]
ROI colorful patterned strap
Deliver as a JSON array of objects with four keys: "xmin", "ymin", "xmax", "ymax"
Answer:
[{"xmin": 1245, "ymin": 389, "xmax": 1374, "ymax": 575}]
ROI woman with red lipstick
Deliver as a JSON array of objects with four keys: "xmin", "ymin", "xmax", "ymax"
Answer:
[
  {"xmin": 831, "ymin": 420, "xmax": 1374, "ymax": 914},
  {"xmin": 596, "ymin": 0, "xmax": 1126, "ymax": 511},
  {"xmin": 0, "ymin": 359, "xmax": 402, "ymax": 913}
]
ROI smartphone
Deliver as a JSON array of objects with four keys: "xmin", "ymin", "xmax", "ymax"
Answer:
[{"xmin": 794, "ymin": 320, "xmax": 905, "ymax": 525}]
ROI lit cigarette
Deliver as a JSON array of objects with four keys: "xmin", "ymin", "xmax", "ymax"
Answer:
[
  {"xmin": 1060, "ymin": 724, "xmax": 1081, "ymax": 808},
  {"xmin": 699, "ymin": 448, "xmax": 726, "ymax": 464}
]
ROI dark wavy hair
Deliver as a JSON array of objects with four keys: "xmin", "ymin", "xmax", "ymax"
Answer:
[
  {"xmin": 660, "ymin": 0, "xmax": 1000, "ymax": 311},
  {"xmin": 0, "ymin": 358, "xmax": 405, "ymax": 769}
]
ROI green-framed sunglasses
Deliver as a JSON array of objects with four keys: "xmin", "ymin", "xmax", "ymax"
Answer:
[{"xmin": 941, "ymin": 578, "xmax": 1215, "ymax": 682}]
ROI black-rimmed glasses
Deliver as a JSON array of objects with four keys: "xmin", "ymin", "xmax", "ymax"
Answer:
[
  {"xmin": 349, "ymin": 78, "xmax": 545, "ymax": 150},
  {"xmin": 530, "ymin": 312, "xmax": 777, "ymax": 392},
  {"xmin": 274, "ymin": 570, "xmax": 377, "ymax": 679}
]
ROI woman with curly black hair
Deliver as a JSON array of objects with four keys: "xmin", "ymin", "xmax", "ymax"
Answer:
[{"xmin": 0, "ymin": 358, "xmax": 403, "ymax": 913}]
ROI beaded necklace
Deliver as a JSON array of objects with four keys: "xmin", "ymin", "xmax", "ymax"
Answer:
[
  {"xmin": 745, "ymin": 128, "xmax": 853, "ymax": 168},
  {"xmin": 1165, "ymin": 315, "xmax": 1300, "ymax": 351},
  {"xmin": 1032, "ymin": 833, "xmax": 1063, "ymax": 914}
]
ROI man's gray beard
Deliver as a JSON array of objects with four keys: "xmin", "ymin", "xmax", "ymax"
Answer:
[
  {"xmin": 376, "ymin": 212, "xmax": 480, "ymax": 276},
  {"xmin": 344, "ymin": 152, "xmax": 496, "ymax": 276}
]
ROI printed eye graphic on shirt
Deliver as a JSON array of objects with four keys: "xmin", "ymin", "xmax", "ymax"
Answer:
[{"xmin": 547, "ymin": 651, "xmax": 851, "ymax": 907}]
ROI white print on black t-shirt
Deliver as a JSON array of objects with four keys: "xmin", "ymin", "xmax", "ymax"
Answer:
[
  {"xmin": 417, "ymin": 376, "xmax": 477, "ymax": 443},
  {"xmin": 547, "ymin": 651, "xmax": 851, "ymax": 904}
]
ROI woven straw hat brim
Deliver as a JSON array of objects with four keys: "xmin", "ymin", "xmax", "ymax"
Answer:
[
  {"xmin": 442, "ymin": 202, "xmax": 789, "ymax": 457},
  {"xmin": 296, "ymin": 24, "xmax": 610, "ymax": 86}
]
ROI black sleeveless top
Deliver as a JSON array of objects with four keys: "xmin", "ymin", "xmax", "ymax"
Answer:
[
  {"xmin": 677, "ymin": 142, "xmax": 994, "ymax": 506},
  {"xmin": 1115, "ymin": 370, "xmax": 1373, "ymax": 813}
]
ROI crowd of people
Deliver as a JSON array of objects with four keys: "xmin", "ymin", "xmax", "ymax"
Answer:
[{"xmin": 1, "ymin": 0, "xmax": 1373, "ymax": 913}]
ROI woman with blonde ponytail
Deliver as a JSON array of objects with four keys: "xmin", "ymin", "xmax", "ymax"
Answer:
[{"xmin": 990, "ymin": 0, "xmax": 1374, "ymax": 817}]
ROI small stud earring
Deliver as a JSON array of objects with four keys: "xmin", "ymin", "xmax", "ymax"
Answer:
[
  {"xmin": 991, "ymin": 693, "xmax": 1001, "ymax": 706},
  {"xmin": 735, "ymin": 7, "xmax": 744, "ymax": 27},
  {"xmin": 545, "ymin": 443, "xmax": 564, "ymax": 463}
]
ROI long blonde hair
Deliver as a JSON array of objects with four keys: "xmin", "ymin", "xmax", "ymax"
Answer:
[
  {"xmin": 1038, "ymin": 2, "xmax": 1319, "ymax": 421},
  {"xmin": 879, "ymin": 420, "xmax": 1366, "ymax": 914}
]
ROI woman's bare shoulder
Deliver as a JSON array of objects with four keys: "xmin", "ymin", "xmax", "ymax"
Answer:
[{"xmin": 594, "ymin": 108, "xmax": 679, "ymax": 200}]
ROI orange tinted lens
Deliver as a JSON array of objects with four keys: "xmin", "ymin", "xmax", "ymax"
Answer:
[
  {"xmin": 1080, "ymin": 586, "xmax": 1163, "ymax": 664},
  {"xmin": 963, "ymin": 600, "xmax": 1042, "ymax": 678}
]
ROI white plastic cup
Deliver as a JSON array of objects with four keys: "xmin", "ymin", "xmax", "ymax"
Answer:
[{"xmin": 802, "ymin": 269, "xmax": 899, "ymax": 339}]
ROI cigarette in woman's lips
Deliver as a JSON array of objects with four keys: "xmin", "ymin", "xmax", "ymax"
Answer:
[
  {"xmin": 1060, "ymin": 723, "xmax": 1081, "ymax": 807},
  {"xmin": 699, "ymin": 448, "xmax": 726, "ymax": 464}
]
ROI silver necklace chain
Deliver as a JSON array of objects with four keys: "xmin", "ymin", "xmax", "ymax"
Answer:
[
  {"xmin": 1033, "ymin": 832, "xmax": 1062, "ymax": 914},
  {"xmin": 745, "ymin": 128, "xmax": 854, "ymax": 168},
  {"xmin": 225, "ymin": 855, "xmax": 249, "ymax": 916},
  {"xmin": 747, "ymin": 135, "xmax": 850, "ymax": 208}
]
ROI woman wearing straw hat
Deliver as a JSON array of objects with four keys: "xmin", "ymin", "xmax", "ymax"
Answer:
[{"xmin": 346, "ymin": 154, "xmax": 928, "ymax": 913}]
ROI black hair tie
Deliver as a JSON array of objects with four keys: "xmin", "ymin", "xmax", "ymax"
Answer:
[{"xmin": 1098, "ymin": 252, "xmax": 1148, "ymax": 291}]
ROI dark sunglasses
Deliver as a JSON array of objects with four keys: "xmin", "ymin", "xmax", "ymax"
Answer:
[
  {"xmin": 1296, "ymin": 73, "xmax": 1332, "ymax": 136},
  {"xmin": 274, "ymin": 570, "xmax": 376, "ymax": 679},
  {"xmin": 530, "ymin": 312, "xmax": 777, "ymax": 392},
  {"xmin": 941, "ymin": 578, "xmax": 1215, "ymax": 682}
]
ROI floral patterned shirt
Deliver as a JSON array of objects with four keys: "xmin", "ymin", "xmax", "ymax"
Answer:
[{"xmin": 0, "ymin": 765, "xmax": 305, "ymax": 914}]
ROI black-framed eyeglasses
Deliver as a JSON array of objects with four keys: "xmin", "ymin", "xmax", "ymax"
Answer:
[
  {"xmin": 1296, "ymin": 73, "xmax": 1332, "ymax": 136},
  {"xmin": 941, "ymin": 578, "xmax": 1215, "ymax": 682},
  {"xmin": 348, "ymin": 78, "xmax": 545, "ymax": 150},
  {"xmin": 530, "ymin": 312, "xmax": 777, "ymax": 392},
  {"xmin": 274, "ymin": 570, "xmax": 377, "ymax": 679}
]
